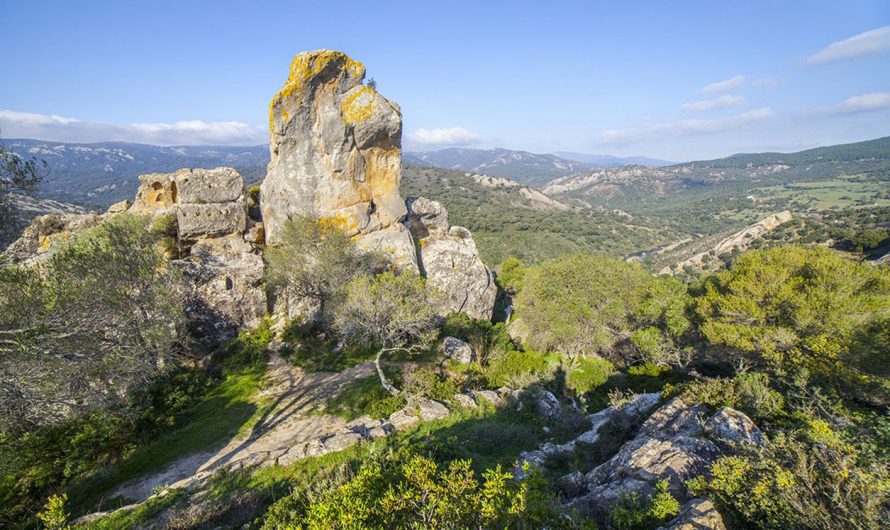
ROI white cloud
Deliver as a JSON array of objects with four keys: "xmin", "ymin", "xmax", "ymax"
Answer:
[
  {"xmin": 681, "ymin": 94, "xmax": 747, "ymax": 112},
  {"xmin": 0, "ymin": 110, "xmax": 266, "ymax": 145},
  {"xmin": 600, "ymin": 107, "xmax": 774, "ymax": 143},
  {"xmin": 807, "ymin": 26, "xmax": 890, "ymax": 65},
  {"xmin": 698, "ymin": 75, "xmax": 745, "ymax": 95},
  {"xmin": 811, "ymin": 92, "xmax": 890, "ymax": 114},
  {"xmin": 406, "ymin": 127, "xmax": 481, "ymax": 148}
]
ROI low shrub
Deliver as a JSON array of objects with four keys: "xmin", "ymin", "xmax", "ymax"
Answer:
[
  {"xmin": 567, "ymin": 357, "xmax": 616, "ymax": 396},
  {"xmin": 690, "ymin": 432, "xmax": 889, "ymax": 530},
  {"xmin": 608, "ymin": 480, "xmax": 680, "ymax": 530},
  {"xmin": 483, "ymin": 348, "xmax": 552, "ymax": 388}
]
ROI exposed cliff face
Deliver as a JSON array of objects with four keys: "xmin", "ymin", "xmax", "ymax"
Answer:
[
  {"xmin": 260, "ymin": 50, "xmax": 496, "ymax": 320},
  {"xmin": 261, "ymin": 50, "xmax": 412, "ymax": 270}
]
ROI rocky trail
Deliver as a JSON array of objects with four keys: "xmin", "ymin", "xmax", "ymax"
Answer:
[{"xmin": 107, "ymin": 355, "xmax": 375, "ymax": 504}]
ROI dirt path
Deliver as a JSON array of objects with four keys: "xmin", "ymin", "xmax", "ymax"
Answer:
[{"xmin": 109, "ymin": 355, "xmax": 375, "ymax": 502}]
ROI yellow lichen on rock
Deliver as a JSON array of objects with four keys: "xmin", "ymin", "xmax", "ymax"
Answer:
[
  {"xmin": 268, "ymin": 50, "xmax": 366, "ymax": 132},
  {"xmin": 340, "ymin": 86, "xmax": 377, "ymax": 125}
]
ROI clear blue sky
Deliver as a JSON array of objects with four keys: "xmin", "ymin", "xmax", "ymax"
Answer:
[{"xmin": 1, "ymin": 0, "xmax": 889, "ymax": 160}]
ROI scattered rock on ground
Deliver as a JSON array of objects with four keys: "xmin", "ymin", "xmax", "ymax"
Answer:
[{"xmin": 441, "ymin": 336, "xmax": 475, "ymax": 364}]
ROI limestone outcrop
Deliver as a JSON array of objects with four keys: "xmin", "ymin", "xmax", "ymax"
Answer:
[
  {"xmin": 407, "ymin": 197, "xmax": 497, "ymax": 320},
  {"xmin": 261, "ymin": 49, "xmax": 413, "ymax": 270},
  {"xmin": 128, "ymin": 168, "xmax": 265, "ymax": 336},
  {"xmin": 4, "ymin": 167, "xmax": 267, "ymax": 340},
  {"xmin": 560, "ymin": 397, "xmax": 763, "ymax": 519},
  {"xmin": 260, "ymin": 50, "xmax": 497, "ymax": 320}
]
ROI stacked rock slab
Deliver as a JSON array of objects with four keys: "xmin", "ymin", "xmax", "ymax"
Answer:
[
  {"xmin": 406, "ymin": 196, "xmax": 497, "ymax": 320},
  {"xmin": 129, "ymin": 168, "xmax": 266, "ymax": 337},
  {"xmin": 261, "ymin": 50, "xmax": 416, "ymax": 271}
]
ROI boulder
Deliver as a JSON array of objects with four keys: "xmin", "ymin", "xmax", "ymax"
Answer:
[
  {"xmin": 354, "ymin": 223, "xmax": 418, "ymax": 271},
  {"xmin": 406, "ymin": 196, "xmax": 449, "ymax": 237},
  {"xmin": 453, "ymin": 393, "xmax": 478, "ymax": 409},
  {"xmin": 412, "ymin": 218, "xmax": 497, "ymax": 320},
  {"xmin": 704, "ymin": 407, "xmax": 765, "ymax": 445},
  {"xmin": 177, "ymin": 235, "xmax": 267, "ymax": 337},
  {"xmin": 656, "ymin": 498, "xmax": 726, "ymax": 530},
  {"xmin": 415, "ymin": 399, "xmax": 450, "ymax": 421},
  {"xmin": 261, "ymin": 50, "xmax": 407, "ymax": 248},
  {"xmin": 131, "ymin": 173, "xmax": 177, "ymax": 213},
  {"xmin": 441, "ymin": 336, "xmax": 475, "ymax": 364},
  {"xmin": 389, "ymin": 409, "xmax": 420, "ymax": 431},
  {"xmin": 533, "ymin": 390, "xmax": 561, "ymax": 420},
  {"xmin": 564, "ymin": 398, "xmax": 757, "ymax": 518},
  {"xmin": 173, "ymin": 167, "xmax": 244, "ymax": 204},
  {"xmin": 176, "ymin": 202, "xmax": 247, "ymax": 239},
  {"xmin": 471, "ymin": 389, "xmax": 504, "ymax": 407},
  {"xmin": 106, "ymin": 199, "xmax": 131, "ymax": 215}
]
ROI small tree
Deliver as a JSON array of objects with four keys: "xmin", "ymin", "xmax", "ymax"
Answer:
[
  {"xmin": 265, "ymin": 214, "xmax": 382, "ymax": 319},
  {"xmin": 333, "ymin": 272, "xmax": 440, "ymax": 394},
  {"xmin": 0, "ymin": 139, "xmax": 46, "ymax": 230},
  {"xmin": 0, "ymin": 214, "xmax": 187, "ymax": 432}
]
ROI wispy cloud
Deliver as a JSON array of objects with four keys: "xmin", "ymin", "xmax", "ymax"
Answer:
[
  {"xmin": 406, "ymin": 127, "xmax": 481, "ymax": 148},
  {"xmin": 600, "ymin": 108, "xmax": 774, "ymax": 143},
  {"xmin": 681, "ymin": 94, "xmax": 747, "ymax": 112},
  {"xmin": 810, "ymin": 92, "xmax": 890, "ymax": 115},
  {"xmin": 0, "ymin": 110, "xmax": 266, "ymax": 145},
  {"xmin": 807, "ymin": 26, "xmax": 890, "ymax": 65},
  {"xmin": 698, "ymin": 75, "xmax": 745, "ymax": 95}
]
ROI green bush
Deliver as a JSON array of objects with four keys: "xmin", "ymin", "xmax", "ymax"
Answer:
[
  {"xmin": 608, "ymin": 480, "xmax": 680, "ymax": 530},
  {"xmin": 674, "ymin": 372, "xmax": 784, "ymax": 421},
  {"xmin": 691, "ymin": 432, "xmax": 889, "ymax": 530},
  {"xmin": 483, "ymin": 349, "xmax": 552, "ymax": 388},
  {"xmin": 567, "ymin": 357, "xmax": 616, "ymax": 396},
  {"xmin": 514, "ymin": 253, "xmax": 653, "ymax": 356},
  {"xmin": 696, "ymin": 245, "xmax": 890, "ymax": 402},
  {"xmin": 261, "ymin": 450, "xmax": 593, "ymax": 529},
  {"xmin": 405, "ymin": 367, "xmax": 461, "ymax": 404}
]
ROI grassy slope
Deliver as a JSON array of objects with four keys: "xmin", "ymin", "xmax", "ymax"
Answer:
[{"xmin": 68, "ymin": 370, "xmax": 269, "ymax": 516}]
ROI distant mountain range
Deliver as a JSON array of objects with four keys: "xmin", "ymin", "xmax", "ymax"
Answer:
[
  {"xmin": 4, "ymin": 136, "xmax": 889, "ymax": 209},
  {"xmin": 403, "ymin": 148, "xmax": 599, "ymax": 186},
  {"xmin": 552, "ymin": 152, "xmax": 674, "ymax": 167},
  {"xmin": 2, "ymin": 139, "xmax": 269, "ymax": 206}
]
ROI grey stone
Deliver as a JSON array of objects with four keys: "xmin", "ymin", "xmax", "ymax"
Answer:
[
  {"xmin": 534, "ymin": 390, "xmax": 561, "ymax": 419},
  {"xmin": 322, "ymin": 432, "xmax": 363, "ymax": 452},
  {"xmin": 704, "ymin": 407, "xmax": 765, "ymax": 445},
  {"xmin": 471, "ymin": 390, "xmax": 504, "ymax": 407},
  {"xmin": 106, "ymin": 199, "xmax": 131, "ymax": 214},
  {"xmin": 441, "ymin": 336, "xmax": 475, "ymax": 364},
  {"xmin": 173, "ymin": 167, "xmax": 244, "ymax": 204},
  {"xmin": 389, "ymin": 409, "xmax": 420, "ymax": 431},
  {"xmin": 416, "ymin": 225, "xmax": 497, "ymax": 320},
  {"xmin": 656, "ymin": 498, "xmax": 726, "ymax": 530},
  {"xmin": 176, "ymin": 202, "xmax": 247, "ymax": 239},
  {"xmin": 416, "ymin": 399, "xmax": 449, "ymax": 421},
  {"xmin": 406, "ymin": 196, "xmax": 449, "ymax": 237},
  {"xmin": 261, "ymin": 50, "xmax": 407, "ymax": 247},
  {"xmin": 453, "ymin": 393, "xmax": 478, "ymax": 409}
]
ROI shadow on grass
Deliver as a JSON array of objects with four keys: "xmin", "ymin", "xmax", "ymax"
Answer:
[{"xmin": 68, "ymin": 370, "xmax": 265, "ymax": 516}]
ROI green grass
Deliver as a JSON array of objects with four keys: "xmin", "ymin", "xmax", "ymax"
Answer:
[
  {"xmin": 72, "ymin": 490, "xmax": 184, "ymax": 530},
  {"xmin": 280, "ymin": 323, "xmax": 378, "ymax": 372},
  {"xmin": 68, "ymin": 368, "xmax": 269, "ymax": 515},
  {"xmin": 323, "ymin": 374, "xmax": 406, "ymax": 420}
]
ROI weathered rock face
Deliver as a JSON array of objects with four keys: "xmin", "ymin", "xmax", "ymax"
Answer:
[
  {"xmin": 564, "ymin": 397, "xmax": 762, "ymax": 519},
  {"xmin": 407, "ymin": 198, "xmax": 497, "ymax": 320},
  {"xmin": 261, "ymin": 50, "xmax": 406, "ymax": 258}
]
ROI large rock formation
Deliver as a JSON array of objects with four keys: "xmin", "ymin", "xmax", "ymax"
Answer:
[
  {"xmin": 129, "ymin": 168, "xmax": 265, "ymax": 337},
  {"xmin": 261, "ymin": 49, "xmax": 415, "ymax": 270},
  {"xmin": 260, "ymin": 50, "xmax": 496, "ymax": 320},
  {"xmin": 406, "ymin": 197, "xmax": 497, "ymax": 320},
  {"xmin": 4, "ymin": 168, "xmax": 268, "ymax": 342}
]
